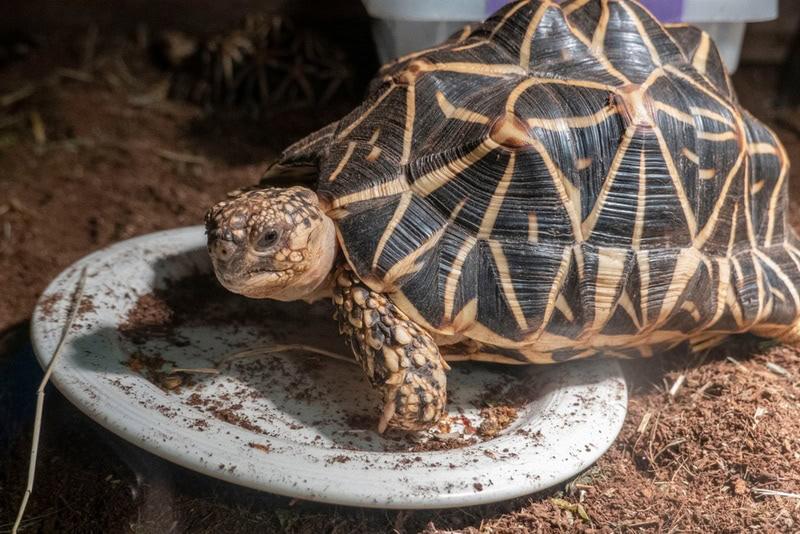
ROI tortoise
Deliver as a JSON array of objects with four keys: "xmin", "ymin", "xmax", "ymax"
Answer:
[{"xmin": 205, "ymin": 0, "xmax": 800, "ymax": 433}]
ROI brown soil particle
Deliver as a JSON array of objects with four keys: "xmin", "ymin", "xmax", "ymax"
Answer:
[
  {"xmin": 37, "ymin": 292, "xmax": 62, "ymax": 319},
  {"xmin": 77, "ymin": 295, "xmax": 96, "ymax": 315},
  {"xmin": 247, "ymin": 442, "xmax": 272, "ymax": 454},
  {"xmin": 477, "ymin": 406, "xmax": 518, "ymax": 439},
  {"xmin": 407, "ymin": 437, "xmax": 477, "ymax": 453}
]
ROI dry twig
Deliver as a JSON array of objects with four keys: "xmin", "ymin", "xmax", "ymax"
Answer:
[
  {"xmin": 154, "ymin": 148, "xmax": 208, "ymax": 166},
  {"xmin": 12, "ymin": 266, "xmax": 89, "ymax": 534},
  {"xmin": 216, "ymin": 344, "xmax": 352, "ymax": 369},
  {"xmin": 752, "ymin": 488, "xmax": 800, "ymax": 499}
]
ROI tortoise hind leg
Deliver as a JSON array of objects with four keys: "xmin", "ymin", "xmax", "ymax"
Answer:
[{"xmin": 333, "ymin": 265, "xmax": 448, "ymax": 433}]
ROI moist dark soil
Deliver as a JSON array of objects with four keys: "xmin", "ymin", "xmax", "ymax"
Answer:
[{"xmin": 2, "ymin": 6, "xmax": 800, "ymax": 533}]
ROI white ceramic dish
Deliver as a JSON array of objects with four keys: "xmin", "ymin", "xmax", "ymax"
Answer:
[{"xmin": 31, "ymin": 226, "xmax": 628, "ymax": 509}]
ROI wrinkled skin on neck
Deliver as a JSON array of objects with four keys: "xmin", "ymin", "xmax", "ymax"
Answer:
[{"xmin": 205, "ymin": 186, "xmax": 338, "ymax": 302}]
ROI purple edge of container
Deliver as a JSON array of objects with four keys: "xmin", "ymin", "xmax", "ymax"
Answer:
[{"xmin": 484, "ymin": 0, "xmax": 684, "ymax": 23}]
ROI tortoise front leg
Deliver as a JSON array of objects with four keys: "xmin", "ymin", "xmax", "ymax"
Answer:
[{"xmin": 333, "ymin": 265, "xmax": 448, "ymax": 433}]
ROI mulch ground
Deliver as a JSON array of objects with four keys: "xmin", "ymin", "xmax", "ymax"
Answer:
[{"xmin": 1, "ymin": 12, "xmax": 800, "ymax": 534}]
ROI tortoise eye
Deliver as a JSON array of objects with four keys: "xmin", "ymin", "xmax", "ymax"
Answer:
[{"xmin": 255, "ymin": 229, "xmax": 280, "ymax": 250}]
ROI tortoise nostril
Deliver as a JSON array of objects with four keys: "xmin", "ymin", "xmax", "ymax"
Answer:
[{"xmin": 209, "ymin": 235, "xmax": 238, "ymax": 262}]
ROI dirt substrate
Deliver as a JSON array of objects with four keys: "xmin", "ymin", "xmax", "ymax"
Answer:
[{"xmin": 2, "ymin": 20, "xmax": 800, "ymax": 534}]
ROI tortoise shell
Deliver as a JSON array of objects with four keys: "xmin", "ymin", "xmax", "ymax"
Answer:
[{"xmin": 265, "ymin": 0, "xmax": 800, "ymax": 362}]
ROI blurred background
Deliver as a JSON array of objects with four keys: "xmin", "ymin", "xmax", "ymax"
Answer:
[{"xmin": 2, "ymin": 1, "xmax": 800, "ymax": 532}]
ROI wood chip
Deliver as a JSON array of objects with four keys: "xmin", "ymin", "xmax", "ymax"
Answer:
[
  {"xmin": 669, "ymin": 374, "xmax": 686, "ymax": 397},
  {"xmin": 726, "ymin": 356, "xmax": 749, "ymax": 373},
  {"xmin": 154, "ymin": 148, "xmax": 208, "ymax": 165},
  {"xmin": 752, "ymin": 488, "xmax": 800, "ymax": 499},
  {"xmin": 1, "ymin": 84, "xmax": 36, "ymax": 107},
  {"xmin": 29, "ymin": 111, "xmax": 46, "ymax": 144},
  {"xmin": 765, "ymin": 362, "xmax": 791, "ymax": 378},
  {"xmin": 55, "ymin": 68, "xmax": 94, "ymax": 83},
  {"xmin": 637, "ymin": 411, "xmax": 652, "ymax": 434}
]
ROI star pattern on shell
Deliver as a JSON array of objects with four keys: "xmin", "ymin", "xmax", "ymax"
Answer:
[{"xmin": 263, "ymin": 0, "xmax": 799, "ymax": 364}]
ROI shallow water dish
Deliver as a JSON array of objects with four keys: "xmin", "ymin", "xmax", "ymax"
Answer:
[{"xmin": 31, "ymin": 226, "xmax": 628, "ymax": 509}]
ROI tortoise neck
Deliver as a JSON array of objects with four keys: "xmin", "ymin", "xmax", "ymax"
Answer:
[{"xmin": 294, "ymin": 215, "xmax": 338, "ymax": 303}]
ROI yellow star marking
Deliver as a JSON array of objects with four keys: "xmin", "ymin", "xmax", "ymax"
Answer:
[
  {"xmin": 754, "ymin": 249, "xmax": 800, "ymax": 311},
  {"xmin": 489, "ymin": 240, "xmax": 528, "ymax": 331},
  {"xmin": 785, "ymin": 243, "xmax": 800, "ymax": 272},
  {"xmin": 726, "ymin": 202, "xmax": 740, "ymax": 257},
  {"xmin": 590, "ymin": 247, "xmax": 629, "ymax": 331},
  {"xmin": 428, "ymin": 62, "xmax": 528, "ymax": 77},
  {"xmin": 691, "ymin": 106, "xmax": 735, "ymax": 128},
  {"xmin": 412, "ymin": 139, "xmax": 496, "ymax": 197},
  {"xmin": 617, "ymin": 290, "xmax": 642, "ymax": 330},
  {"xmin": 590, "ymin": 0, "xmax": 610, "ymax": 55},
  {"xmin": 653, "ymin": 101, "xmax": 694, "ymax": 126},
  {"xmin": 401, "ymin": 84, "xmax": 416, "ymax": 165},
  {"xmin": 329, "ymin": 175, "xmax": 409, "ymax": 209},
  {"xmin": 519, "ymin": 1, "xmax": 554, "ymax": 67},
  {"xmin": 435, "ymin": 91, "xmax": 491, "ymax": 124},
  {"xmin": 638, "ymin": 250, "xmax": 651, "ymax": 326},
  {"xmin": 527, "ymin": 105, "xmax": 618, "ymax": 131},
  {"xmin": 582, "ymin": 126, "xmax": 635, "ymax": 238},
  {"xmin": 680, "ymin": 301, "xmax": 702, "ymax": 322},
  {"xmin": 383, "ymin": 225, "xmax": 447, "ymax": 287},
  {"xmin": 555, "ymin": 294, "xmax": 575, "ymax": 322},
  {"xmin": 378, "ymin": 26, "xmax": 473, "ymax": 74},
  {"xmin": 365, "ymin": 126, "xmax": 382, "ymax": 162},
  {"xmin": 336, "ymin": 85, "xmax": 395, "ymax": 141},
  {"xmin": 527, "ymin": 135, "xmax": 584, "ymax": 241},
  {"xmin": 748, "ymin": 142, "xmax": 778, "ymax": 156},
  {"xmin": 692, "ymin": 31, "xmax": 712, "ymax": 75},
  {"xmin": 451, "ymin": 298, "xmax": 478, "ymax": 333},
  {"xmin": 492, "ymin": 0, "xmax": 530, "ymax": 38},
  {"xmin": 566, "ymin": 16, "xmax": 630, "ymax": 84},
  {"xmin": 368, "ymin": 128, "xmax": 381, "ymax": 144},
  {"xmin": 697, "ymin": 131, "xmax": 737, "ymax": 142},
  {"xmin": 655, "ymin": 248, "xmax": 702, "ymax": 324},
  {"xmin": 618, "ymin": 1, "xmax": 663, "ymax": 66},
  {"xmin": 663, "ymin": 65, "xmax": 737, "ymax": 117},
  {"xmin": 652, "ymin": 126, "xmax": 699, "ymax": 238},
  {"xmin": 450, "ymin": 41, "xmax": 489, "ymax": 53},
  {"xmin": 371, "ymin": 191, "xmax": 412, "ymax": 269},
  {"xmin": 751, "ymin": 250, "xmax": 767, "ymax": 322},
  {"xmin": 478, "ymin": 152, "xmax": 517, "ymax": 239},
  {"xmin": 739, "ymin": 152, "xmax": 758, "ymax": 250},
  {"xmin": 562, "ymin": 0, "xmax": 591, "ymax": 17},
  {"xmin": 528, "ymin": 212, "xmax": 539, "ymax": 243},
  {"xmin": 450, "ymin": 0, "xmax": 530, "ymax": 53},
  {"xmin": 764, "ymin": 140, "xmax": 790, "ymax": 246},
  {"xmin": 327, "ymin": 141, "xmax": 357, "ymax": 182},
  {"xmin": 443, "ymin": 236, "xmax": 477, "ymax": 322},
  {"xmin": 726, "ymin": 259, "xmax": 745, "ymax": 328},
  {"xmin": 530, "ymin": 246, "xmax": 573, "ymax": 339},
  {"xmin": 632, "ymin": 148, "xmax": 647, "ymax": 250},
  {"xmin": 770, "ymin": 287, "xmax": 787, "ymax": 304},
  {"xmin": 681, "ymin": 148, "xmax": 699, "ymax": 165},
  {"xmin": 704, "ymin": 257, "xmax": 731, "ymax": 329}
]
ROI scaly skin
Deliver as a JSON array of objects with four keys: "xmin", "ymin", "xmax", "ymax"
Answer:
[{"xmin": 332, "ymin": 264, "xmax": 448, "ymax": 432}]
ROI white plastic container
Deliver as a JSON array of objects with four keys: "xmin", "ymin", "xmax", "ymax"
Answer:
[{"xmin": 362, "ymin": 0, "xmax": 778, "ymax": 72}]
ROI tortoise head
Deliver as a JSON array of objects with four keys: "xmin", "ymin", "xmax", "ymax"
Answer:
[{"xmin": 205, "ymin": 186, "xmax": 337, "ymax": 302}]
